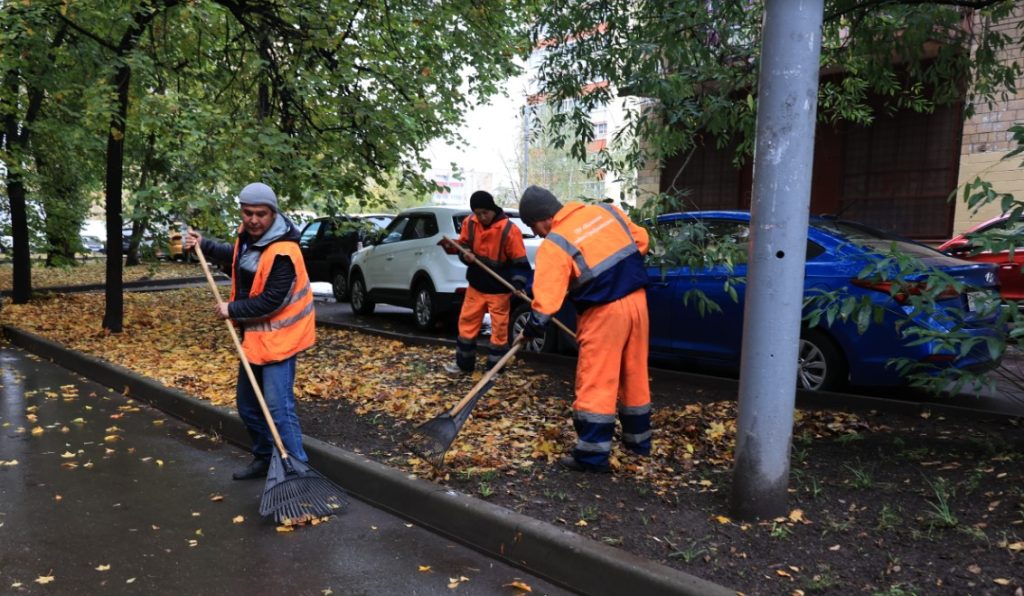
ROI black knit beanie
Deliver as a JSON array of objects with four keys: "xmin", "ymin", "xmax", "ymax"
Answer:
[
  {"xmin": 469, "ymin": 190, "xmax": 501, "ymax": 215},
  {"xmin": 518, "ymin": 185, "xmax": 562, "ymax": 225}
]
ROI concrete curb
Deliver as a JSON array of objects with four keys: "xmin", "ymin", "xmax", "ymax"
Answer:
[
  {"xmin": 3, "ymin": 325, "xmax": 734, "ymax": 596},
  {"xmin": 0, "ymin": 275, "xmax": 222, "ymax": 298}
]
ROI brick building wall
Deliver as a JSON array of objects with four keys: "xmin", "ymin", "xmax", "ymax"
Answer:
[{"xmin": 955, "ymin": 5, "xmax": 1024, "ymax": 233}]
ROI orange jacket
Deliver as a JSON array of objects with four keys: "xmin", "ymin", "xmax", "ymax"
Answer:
[
  {"xmin": 457, "ymin": 212, "xmax": 530, "ymax": 293},
  {"xmin": 531, "ymin": 202, "xmax": 649, "ymax": 320},
  {"xmin": 230, "ymin": 240, "xmax": 316, "ymax": 365}
]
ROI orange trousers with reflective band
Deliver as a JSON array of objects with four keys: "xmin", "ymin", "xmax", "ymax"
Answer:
[
  {"xmin": 574, "ymin": 288, "xmax": 650, "ymax": 415},
  {"xmin": 458, "ymin": 287, "xmax": 511, "ymax": 348}
]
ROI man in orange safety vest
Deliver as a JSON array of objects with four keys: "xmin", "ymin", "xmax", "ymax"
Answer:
[
  {"xmin": 445, "ymin": 190, "xmax": 530, "ymax": 375},
  {"xmin": 518, "ymin": 186, "xmax": 652, "ymax": 473},
  {"xmin": 184, "ymin": 182, "xmax": 316, "ymax": 481}
]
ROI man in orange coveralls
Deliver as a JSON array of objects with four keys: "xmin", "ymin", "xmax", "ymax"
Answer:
[
  {"xmin": 444, "ymin": 190, "xmax": 531, "ymax": 375},
  {"xmin": 518, "ymin": 185, "xmax": 651, "ymax": 472}
]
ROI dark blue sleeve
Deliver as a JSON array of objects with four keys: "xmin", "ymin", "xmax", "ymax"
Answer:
[
  {"xmin": 228, "ymin": 255, "xmax": 296, "ymax": 321},
  {"xmin": 199, "ymin": 237, "xmax": 234, "ymax": 267}
]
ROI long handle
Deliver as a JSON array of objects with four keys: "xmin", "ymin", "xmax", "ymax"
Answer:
[
  {"xmin": 442, "ymin": 235, "xmax": 577, "ymax": 340},
  {"xmin": 450, "ymin": 336, "xmax": 525, "ymax": 416},
  {"xmin": 193, "ymin": 239, "xmax": 291, "ymax": 459}
]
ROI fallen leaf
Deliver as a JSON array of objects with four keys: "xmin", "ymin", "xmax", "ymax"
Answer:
[
  {"xmin": 575, "ymin": 519, "xmax": 588, "ymax": 527},
  {"xmin": 210, "ymin": 494, "xmax": 224, "ymax": 502},
  {"xmin": 1007, "ymin": 541, "xmax": 1024, "ymax": 552},
  {"xmin": 276, "ymin": 525, "xmax": 294, "ymax": 533},
  {"xmin": 35, "ymin": 574, "xmax": 54, "ymax": 585},
  {"xmin": 714, "ymin": 515, "xmax": 731, "ymax": 524},
  {"xmin": 418, "ymin": 565, "xmax": 432, "ymax": 572},
  {"xmin": 95, "ymin": 564, "xmax": 111, "ymax": 572},
  {"xmin": 232, "ymin": 516, "xmax": 245, "ymax": 524},
  {"xmin": 788, "ymin": 509, "xmax": 804, "ymax": 523},
  {"xmin": 31, "ymin": 426, "xmax": 44, "ymax": 436},
  {"xmin": 503, "ymin": 580, "xmax": 532, "ymax": 592},
  {"xmin": 994, "ymin": 578, "xmax": 1011, "ymax": 586},
  {"xmin": 60, "ymin": 451, "xmax": 76, "ymax": 459}
]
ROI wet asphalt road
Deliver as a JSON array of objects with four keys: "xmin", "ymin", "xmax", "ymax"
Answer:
[{"xmin": 0, "ymin": 345, "xmax": 570, "ymax": 595}]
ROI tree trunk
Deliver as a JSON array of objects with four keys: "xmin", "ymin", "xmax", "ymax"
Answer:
[
  {"xmin": 102, "ymin": 62, "xmax": 130, "ymax": 333},
  {"xmin": 2, "ymin": 72, "xmax": 33, "ymax": 304}
]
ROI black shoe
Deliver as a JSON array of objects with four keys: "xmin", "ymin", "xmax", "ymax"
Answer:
[
  {"xmin": 232, "ymin": 457, "xmax": 270, "ymax": 480},
  {"xmin": 558, "ymin": 455, "xmax": 610, "ymax": 474}
]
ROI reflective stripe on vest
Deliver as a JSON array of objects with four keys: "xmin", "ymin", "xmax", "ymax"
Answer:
[{"xmin": 544, "ymin": 204, "xmax": 640, "ymax": 290}]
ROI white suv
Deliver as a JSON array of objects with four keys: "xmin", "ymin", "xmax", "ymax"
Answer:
[{"xmin": 348, "ymin": 206, "xmax": 540, "ymax": 331}]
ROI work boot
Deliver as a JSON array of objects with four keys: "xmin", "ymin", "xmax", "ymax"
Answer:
[
  {"xmin": 557, "ymin": 455, "xmax": 610, "ymax": 474},
  {"xmin": 232, "ymin": 457, "xmax": 270, "ymax": 480},
  {"xmin": 443, "ymin": 363, "xmax": 471, "ymax": 376}
]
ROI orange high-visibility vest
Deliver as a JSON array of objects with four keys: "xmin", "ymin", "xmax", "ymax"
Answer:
[{"xmin": 230, "ymin": 240, "xmax": 316, "ymax": 365}]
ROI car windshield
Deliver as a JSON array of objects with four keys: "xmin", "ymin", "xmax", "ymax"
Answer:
[{"xmin": 813, "ymin": 219, "xmax": 940, "ymax": 258}]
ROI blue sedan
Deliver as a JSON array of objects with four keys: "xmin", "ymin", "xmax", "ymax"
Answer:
[
  {"xmin": 645, "ymin": 211, "xmax": 1002, "ymax": 390},
  {"xmin": 511, "ymin": 211, "xmax": 1003, "ymax": 391}
]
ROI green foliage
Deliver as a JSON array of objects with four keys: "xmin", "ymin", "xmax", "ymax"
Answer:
[{"xmin": 532, "ymin": 1, "xmax": 1021, "ymax": 201}]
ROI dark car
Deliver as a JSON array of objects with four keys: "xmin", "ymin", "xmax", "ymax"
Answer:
[
  {"xmin": 512, "ymin": 211, "xmax": 1004, "ymax": 391},
  {"xmin": 299, "ymin": 215, "xmax": 390, "ymax": 301},
  {"xmin": 80, "ymin": 235, "xmax": 105, "ymax": 254},
  {"xmin": 938, "ymin": 214, "xmax": 1024, "ymax": 300}
]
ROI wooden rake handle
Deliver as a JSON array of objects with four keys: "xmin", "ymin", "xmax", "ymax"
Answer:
[
  {"xmin": 450, "ymin": 336, "xmax": 525, "ymax": 416},
  {"xmin": 192, "ymin": 238, "xmax": 291, "ymax": 459},
  {"xmin": 441, "ymin": 235, "xmax": 577, "ymax": 341}
]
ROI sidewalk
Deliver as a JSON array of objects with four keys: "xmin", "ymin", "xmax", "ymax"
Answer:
[{"xmin": 0, "ymin": 343, "xmax": 571, "ymax": 595}]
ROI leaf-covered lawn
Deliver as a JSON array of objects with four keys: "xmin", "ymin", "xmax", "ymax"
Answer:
[
  {"xmin": 0, "ymin": 260, "xmax": 203, "ymax": 291},
  {"xmin": 1, "ymin": 288, "xmax": 885, "ymax": 487}
]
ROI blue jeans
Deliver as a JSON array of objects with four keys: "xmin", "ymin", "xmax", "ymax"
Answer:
[{"xmin": 236, "ymin": 356, "xmax": 308, "ymax": 462}]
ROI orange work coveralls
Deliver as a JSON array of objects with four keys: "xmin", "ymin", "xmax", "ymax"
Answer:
[
  {"xmin": 530, "ymin": 202, "xmax": 651, "ymax": 469},
  {"xmin": 454, "ymin": 213, "xmax": 530, "ymax": 372}
]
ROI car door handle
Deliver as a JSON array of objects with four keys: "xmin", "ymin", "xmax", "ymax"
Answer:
[{"xmin": 386, "ymin": 256, "xmax": 394, "ymax": 261}]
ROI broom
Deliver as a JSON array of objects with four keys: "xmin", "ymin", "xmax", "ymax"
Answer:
[{"xmin": 193, "ymin": 237, "xmax": 347, "ymax": 525}]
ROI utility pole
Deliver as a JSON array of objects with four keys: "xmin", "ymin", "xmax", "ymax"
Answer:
[
  {"xmin": 730, "ymin": 0, "xmax": 824, "ymax": 520},
  {"xmin": 521, "ymin": 104, "xmax": 530, "ymax": 194}
]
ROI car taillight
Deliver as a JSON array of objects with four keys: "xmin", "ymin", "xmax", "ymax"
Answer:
[
  {"xmin": 850, "ymin": 279, "xmax": 960, "ymax": 304},
  {"xmin": 438, "ymin": 239, "xmax": 460, "ymax": 255}
]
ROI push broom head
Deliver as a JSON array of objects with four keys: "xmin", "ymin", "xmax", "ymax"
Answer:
[{"xmin": 259, "ymin": 451, "xmax": 349, "ymax": 525}]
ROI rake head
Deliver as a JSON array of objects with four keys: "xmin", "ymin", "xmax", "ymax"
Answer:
[
  {"xmin": 406, "ymin": 417, "xmax": 458, "ymax": 468},
  {"xmin": 260, "ymin": 451, "xmax": 348, "ymax": 525}
]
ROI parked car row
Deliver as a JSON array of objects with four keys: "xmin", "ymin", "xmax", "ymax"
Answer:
[{"xmin": 333, "ymin": 207, "xmax": 1005, "ymax": 392}]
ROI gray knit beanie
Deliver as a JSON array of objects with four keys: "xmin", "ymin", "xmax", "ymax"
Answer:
[
  {"xmin": 518, "ymin": 185, "xmax": 562, "ymax": 225},
  {"xmin": 237, "ymin": 182, "xmax": 278, "ymax": 212}
]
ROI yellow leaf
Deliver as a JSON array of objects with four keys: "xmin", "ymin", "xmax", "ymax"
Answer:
[
  {"xmin": 232, "ymin": 516, "xmax": 245, "ymax": 524},
  {"xmin": 210, "ymin": 494, "xmax": 224, "ymax": 502},
  {"xmin": 35, "ymin": 575, "xmax": 55, "ymax": 585},
  {"xmin": 503, "ymin": 580, "xmax": 532, "ymax": 592},
  {"xmin": 31, "ymin": 426, "xmax": 44, "ymax": 436},
  {"xmin": 276, "ymin": 525, "xmax": 294, "ymax": 533},
  {"xmin": 776, "ymin": 569, "xmax": 791, "ymax": 578},
  {"xmin": 1006, "ymin": 541, "xmax": 1024, "ymax": 552},
  {"xmin": 104, "ymin": 435, "xmax": 120, "ymax": 443},
  {"xmin": 993, "ymin": 578, "xmax": 1011, "ymax": 586},
  {"xmin": 418, "ymin": 565, "xmax": 432, "ymax": 572},
  {"xmin": 575, "ymin": 519, "xmax": 588, "ymax": 527},
  {"xmin": 95, "ymin": 565, "xmax": 110, "ymax": 572},
  {"xmin": 714, "ymin": 515, "xmax": 731, "ymax": 524},
  {"xmin": 788, "ymin": 509, "xmax": 805, "ymax": 523},
  {"xmin": 60, "ymin": 451, "xmax": 76, "ymax": 459}
]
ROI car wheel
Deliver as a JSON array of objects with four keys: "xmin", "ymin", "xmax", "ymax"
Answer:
[
  {"xmin": 797, "ymin": 329, "xmax": 846, "ymax": 391},
  {"xmin": 510, "ymin": 302, "xmax": 552, "ymax": 353},
  {"xmin": 331, "ymin": 268, "xmax": 349, "ymax": 302},
  {"xmin": 349, "ymin": 273, "xmax": 375, "ymax": 315},
  {"xmin": 412, "ymin": 281, "xmax": 438, "ymax": 331}
]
